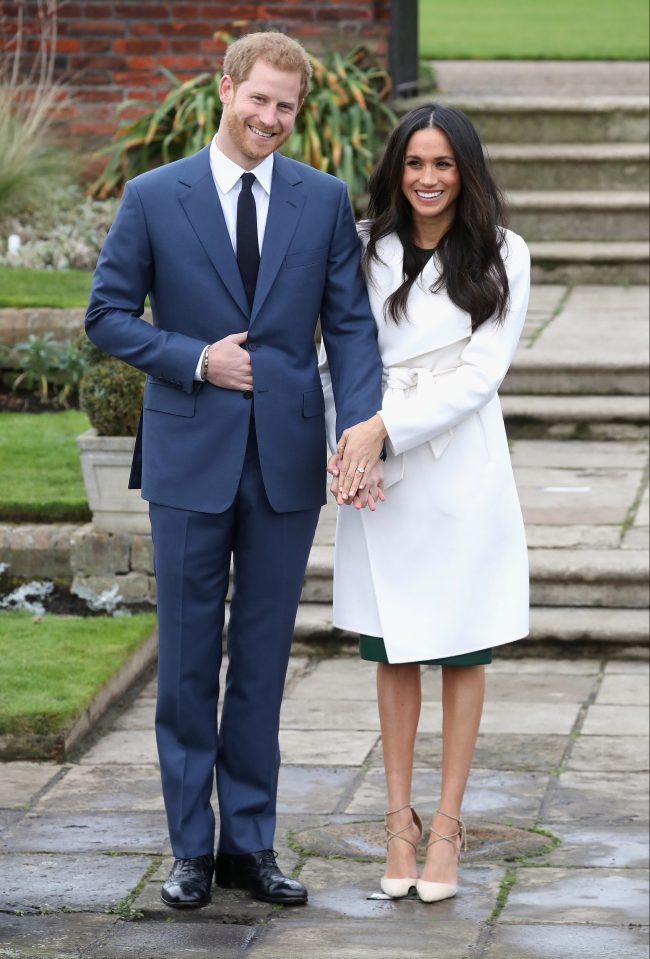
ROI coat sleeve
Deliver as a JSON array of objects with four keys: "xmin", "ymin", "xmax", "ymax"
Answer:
[
  {"xmin": 318, "ymin": 338, "xmax": 338, "ymax": 455},
  {"xmin": 85, "ymin": 180, "xmax": 208, "ymax": 394},
  {"xmin": 378, "ymin": 234, "xmax": 531, "ymax": 457}
]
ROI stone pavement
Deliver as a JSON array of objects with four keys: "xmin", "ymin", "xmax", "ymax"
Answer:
[{"xmin": 1, "ymin": 650, "xmax": 648, "ymax": 959}]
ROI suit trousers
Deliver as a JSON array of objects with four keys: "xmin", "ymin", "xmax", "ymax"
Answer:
[{"xmin": 149, "ymin": 421, "xmax": 320, "ymax": 858}]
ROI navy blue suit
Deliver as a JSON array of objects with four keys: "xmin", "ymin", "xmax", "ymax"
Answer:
[{"xmin": 86, "ymin": 147, "xmax": 382, "ymax": 856}]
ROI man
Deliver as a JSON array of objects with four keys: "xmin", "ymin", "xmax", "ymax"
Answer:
[{"xmin": 86, "ymin": 32, "xmax": 384, "ymax": 909}]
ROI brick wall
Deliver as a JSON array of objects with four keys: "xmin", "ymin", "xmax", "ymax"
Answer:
[{"xmin": 5, "ymin": 1, "xmax": 390, "ymax": 145}]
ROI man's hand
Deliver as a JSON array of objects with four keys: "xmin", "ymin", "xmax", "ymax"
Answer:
[
  {"xmin": 204, "ymin": 331, "xmax": 253, "ymax": 390},
  {"xmin": 335, "ymin": 414, "xmax": 388, "ymax": 500},
  {"xmin": 328, "ymin": 455, "xmax": 385, "ymax": 511}
]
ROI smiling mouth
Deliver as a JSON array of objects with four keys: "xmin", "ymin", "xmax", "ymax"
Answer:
[
  {"xmin": 248, "ymin": 124, "xmax": 275, "ymax": 139},
  {"xmin": 415, "ymin": 190, "xmax": 443, "ymax": 200}
]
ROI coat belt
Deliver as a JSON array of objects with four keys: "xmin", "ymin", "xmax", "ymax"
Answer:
[{"xmin": 382, "ymin": 366, "xmax": 458, "ymax": 459}]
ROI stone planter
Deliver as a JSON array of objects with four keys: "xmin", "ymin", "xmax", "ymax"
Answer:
[{"xmin": 77, "ymin": 428, "xmax": 150, "ymax": 534}]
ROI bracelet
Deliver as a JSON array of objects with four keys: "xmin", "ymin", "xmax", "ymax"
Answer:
[{"xmin": 201, "ymin": 345, "xmax": 210, "ymax": 381}]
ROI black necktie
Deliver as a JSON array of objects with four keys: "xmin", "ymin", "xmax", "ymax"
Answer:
[{"xmin": 237, "ymin": 172, "xmax": 260, "ymax": 312}]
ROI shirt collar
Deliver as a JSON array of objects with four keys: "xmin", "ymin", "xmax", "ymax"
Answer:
[{"xmin": 210, "ymin": 136, "xmax": 274, "ymax": 195}]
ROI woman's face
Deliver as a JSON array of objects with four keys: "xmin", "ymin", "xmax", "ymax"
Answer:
[{"xmin": 401, "ymin": 126, "xmax": 461, "ymax": 227}]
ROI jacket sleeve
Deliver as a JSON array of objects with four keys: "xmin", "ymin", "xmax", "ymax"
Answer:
[
  {"xmin": 379, "ymin": 234, "xmax": 531, "ymax": 457},
  {"xmin": 85, "ymin": 180, "xmax": 207, "ymax": 394},
  {"xmin": 318, "ymin": 184, "xmax": 383, "ymax": 441}
]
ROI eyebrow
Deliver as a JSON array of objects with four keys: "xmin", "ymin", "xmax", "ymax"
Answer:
[{"xmin": 404, "ymin": 153, "xmax": 455, "ymax": 162}]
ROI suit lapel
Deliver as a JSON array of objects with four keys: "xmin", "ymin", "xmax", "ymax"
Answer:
[
  {"xmin": 250, "ymin": 155, "xmax": 305, "ymax": 325},
  {"xmin": 177, "ymin": 147, "xmax": 249, "ymax": 319}
]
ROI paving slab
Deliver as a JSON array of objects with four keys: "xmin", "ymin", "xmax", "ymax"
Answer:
[
  {"xmin": 622, "ymin": 525, "xmax": 650, "ymax": 549},
  {"xmin": 597, "ymin": 672, "xmax": 649, "ymax": 705},
  {"xmin": 516, "ymin": 467, "xmax": 643, "ymax": 525},
  {"xmin": 289, "ymin": 659, "xmax": 380, "ymax": 702},
  {"xmin": 86, "ymin": 920, "xmax": 260, "ymax": 959},
  {"xmin": 486, "ymin": 658, "xmax": 602, "ymax": 675},
  {"xmin": 279, "ymin": 859, "xmax": 504, "ymax": 923},
  {"xmin": 581, "ymin": 703, "xmax": 649, "ymax": 736},
  {"xmin": 0, "ymin": 763, "xmax": 61, "ymax": 810},
  {"xmin": 34, "ymin": 764, "xmax": 164, "ymax": 813},
  {"xmin": 537, "ymin": 822, "xmax": 650, "ymax": 868},
  {"xmin": 250, "ymin": 918, "xmax": 480, "ymax": 959},
  {"xmin": 279, "ymin": 729, "xmax": 379, "ymax": 766},
  {"xmin": 280, "ymin": 698, "xmax": 381, "ymax": 731},
  {"xmin": 133, "ymin": 878, "xmax": 276, "ymax": 925},
  {"xmin": 276, "ymin": 766, "xmax": 361, "ymax": 815},
  {"xmin": 634, "ymin": 482, "xmax": 650, "ymax": 525},
  {"xmin": 510, "ymin": 440, "xmax": 649, "ymax": 470},
  {"xmin": 605, "ymin": 660, "xmax": 650, "ymax": 675},
  {"xmin": 525, "ymin": 525, "xmax": 623, "ymax": 548},
  {"xmin": 545, "ymin": 771, "xmax": 649, "ymax": 823},
  {"xmin": 0, "ymin": 913, "xmax": 117, "ymax": 959},
  {"xmin": 1, "ymin": 811, "xmax": 168, "ymax": 854},
  {"xmin": 346, "ymin": 768, "xmax": 547, "ymax": 824},
  {"xmin": 111, "ymin": 701, "xmax": 156, "ymax": 731},
  {"xmin": 485, "ymin": 672, "xmax": 596, "ymax": 703},
  {"xmin": 479, "ymin": 701, "xmax": 580, "ymax": 735},
  {"xmin": 567, "ymin": 734, "xmax": 649, "ymax": 772},
  {"xmin": 367, "ymin": 733, "xmax": 568, "ymax": 772},
  {"xmin": 80, "ymin": 729, "xmax": 158, "ymax": 765},
  {"xmin": 483, "ymin": 922, "xmax": 650, "ymax": 959},
  {"xmin": 500, "ymin": 866, "xmax": 650, "ymax": 926},
  {"xmin": 0, "ymin": 852, "xmax": 151, "ymax": 911}
]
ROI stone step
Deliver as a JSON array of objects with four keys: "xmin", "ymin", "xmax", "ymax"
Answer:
[
  {"xmin": 488, "ymin": 143, "xmax": 649, "ymax": 192},
  {"xmin": 502, "ymin": 395, "xmax": 649, "ymax": 440},
  {"xmin": 300, "ymin": 546, "xmax": 649, "ymax": 609},
  {"xmin": 288, "ymin": 604, "xmax": 650, "ymax": 647},
  {"xmin": 392, "ymin": 95, "xmax": 650, "ymax": 143},
  {"xmin": 508, "ymin": 191, "xmax": 649, "ymax": 242},
  {"xmin": 503, "ymin": 353, "xmax": 650, "ymax": 397},
  {"xmin": 528, "ymin": 241, "xmax": 649, "ymax": 285}
]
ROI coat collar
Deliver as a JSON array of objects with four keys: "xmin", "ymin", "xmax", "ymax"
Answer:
[
  {"xmin": 365, "ymin": 231, "xmax": 472, "ymax": 365},
  {"xmin": 177, "ymin": 148, "xmax": 305, "ymax": 324}
]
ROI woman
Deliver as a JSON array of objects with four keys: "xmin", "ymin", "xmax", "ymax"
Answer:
[{"xmin": 319, "ymin": 104, "xmax": 530, "ymax": 903}]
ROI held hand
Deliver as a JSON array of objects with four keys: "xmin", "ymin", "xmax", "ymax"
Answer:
[
  {"xmin": 336, "ymin": 414, "xmax": 388, "ymax": 500},
  {"xmin": 352, "ymin": 461, "xmax": 385, "ymax": 511},
  {"xmin": 205, "ymin": 331, "xmax": 253, "ymax": 391}
]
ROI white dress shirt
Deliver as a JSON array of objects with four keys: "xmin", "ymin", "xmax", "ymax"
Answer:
[{"xmin": 194, "ymin": 137, "xmax": 275, "ymax": 379}]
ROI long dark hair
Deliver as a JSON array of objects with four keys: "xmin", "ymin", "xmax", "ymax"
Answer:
[{"xmin": 362, "ymin": 104, "xmax": 509, "ymax": 331}]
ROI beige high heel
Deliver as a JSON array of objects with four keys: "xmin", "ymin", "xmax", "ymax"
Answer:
[
  {"xmin": 416, "ymin": 809, "xmax": 467, "ymax": 903},
  {"xmin": 380, "ymin": 804, "xmax": 423, "ymax": 898}
]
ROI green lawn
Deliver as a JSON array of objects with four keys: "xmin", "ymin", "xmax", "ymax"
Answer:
[
  {"xmin": 0, "ymin": 266, "xmax": 93, "ymax": 308},
  {"xmin": 0, "ymin": 410, "xmax": 91, "ymax": 522},
  {"xmin": 0, "ymin": 612, "xmax": 156, "ymax": 737},
  {"xmin": 420, "ymin": 0, "xmax": 649, "ymax": 59}
]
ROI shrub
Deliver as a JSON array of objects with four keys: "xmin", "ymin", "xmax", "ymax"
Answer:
[
  {"xmin": 79, "ymin": 356, "xmax": 144, "ymax": 436},
  {"xmin": 1, "ymin": 332, "xmax": 85, "ymax": 407},
  {"xmin": 90, "ymin": 45, "xmax": 396, "ymax": 202}
]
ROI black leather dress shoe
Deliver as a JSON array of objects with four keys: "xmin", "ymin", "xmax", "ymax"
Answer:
[
  {"xmin": 160, "ymin": 853, "xmax": 215, "ymax": 908},
  {"xmin": 215, "ymin": 849, "xmax": 308, "ymax": 905}
]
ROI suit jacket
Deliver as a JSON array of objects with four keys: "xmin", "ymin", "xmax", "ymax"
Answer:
[{"xmin": 86, "ymin": 147, "xmax": 383, "ymax": 514}]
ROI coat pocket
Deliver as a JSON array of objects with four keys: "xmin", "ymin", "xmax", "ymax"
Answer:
[
  {"xmin": 143, "ymin": 382, "xmax": 196, "ymax": 417},
  {"xmin": 303, "ymin": 388, "xmax": 325, "ymax": 417},
  {"xmin": 285, "ymin": 246, "xmax": 329, "ymax": 270}
]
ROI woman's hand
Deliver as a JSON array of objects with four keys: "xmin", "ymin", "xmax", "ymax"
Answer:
[
  {"xmin": 335, "ymin": 414, "xmax": 388, "ymax": 500},
  {"xmin": 328, "ymin": 455, "xmax": 386, "ymax": 511}
]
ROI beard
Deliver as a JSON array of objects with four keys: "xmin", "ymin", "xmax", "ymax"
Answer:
[{"xmin": 223, "ymin": 109, "xmax": 288, "ymax": 162}]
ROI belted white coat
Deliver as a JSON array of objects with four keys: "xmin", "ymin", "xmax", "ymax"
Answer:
[{"xmin": 319, "ymin": 228, "xmax": 531, "ymax": 663}]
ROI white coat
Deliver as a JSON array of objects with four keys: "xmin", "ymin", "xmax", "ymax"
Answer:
[{"xmin": 319, "ymin": 228, "xmax": 531, "ymax": 663}]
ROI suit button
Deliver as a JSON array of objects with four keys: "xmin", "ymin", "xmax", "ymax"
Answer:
[
  {"xmin": 243, "ymin": 390, "xmax": 253, "ymax": 400},
  {"xmin": 248, "ymin": 342, "xmax": 257, "ymax": 352}
]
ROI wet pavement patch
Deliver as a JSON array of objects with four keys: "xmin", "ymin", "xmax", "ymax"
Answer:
[{"xmin": 290, "ymin": 820, "xmax": 555, "ymax": 862}]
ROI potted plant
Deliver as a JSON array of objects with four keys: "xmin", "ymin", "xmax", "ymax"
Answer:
[{"xmin": 77, "ymin": 337, "xmax": 148, "ymax": 533}]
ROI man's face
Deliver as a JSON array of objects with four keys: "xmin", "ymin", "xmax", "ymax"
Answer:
[{"xmin": 218, "ymin": 59, "xmax": 302, "ymax": 169}]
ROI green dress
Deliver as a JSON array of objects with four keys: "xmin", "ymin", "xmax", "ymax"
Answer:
[{"xmin": 358, "ymin": 244, "xmax": 492, "ymax": 669}]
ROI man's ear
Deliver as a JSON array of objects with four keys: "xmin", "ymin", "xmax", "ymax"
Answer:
[{"xmin": 219, "ymin": 73, "xmax": 234, "ymax": 106}]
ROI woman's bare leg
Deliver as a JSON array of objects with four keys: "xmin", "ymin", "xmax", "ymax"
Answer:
[
  {"xmin": 421, "ymin": 664, "xmax": 486, "ymax": 884},
  {"xmin": 377, "ymin": 662, "xmax": 422, "ymax": 877}
]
